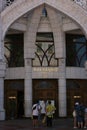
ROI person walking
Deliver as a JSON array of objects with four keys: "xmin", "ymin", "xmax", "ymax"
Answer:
[
  {"xmin": 72, "ymin": 109, "xmax": 77, "ymax": 128},
  {"xmin": 84, "ymin": 107, "xmax": 87, "ymax": 128},
  {"xmin": 41, "ymin": 100, "xmax": 46, "ymax": 120},
  {"xmin": 76, "ymin": 103, "xmax": 85, "ymax": 128},
  {"xmin": 32, "ymin": 101, "xmax": 41, "ymax": 128},
  {"xmin": 73, "ymin": 102, "xmax": 79, "ymax": 128},
  {"xmin": 37, "ymin": 101, "xmax": 42, "ymax": 126},
  {"xmin": 40, "ymin": 100, "xmax": 46, "ymax": 126},
  {"xmin": 46, "ymin": 100, "xmax": 56, "ymax": 127}
]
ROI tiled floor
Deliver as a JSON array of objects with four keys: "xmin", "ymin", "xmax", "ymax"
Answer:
[{"xmin": 0, "ymin": 118, "xmax": 74, "ymax": 130}]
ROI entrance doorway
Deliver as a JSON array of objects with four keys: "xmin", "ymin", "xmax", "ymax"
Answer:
[
  {"xmin": 17, "ymin": 91, "xmax": 24, "ymax": 118},
  {"xmin": 67, "ymin": 80, "xmax": 87, "ymax": 117},
  {"xmin": 33, "ymin": 79, "xmax": 58, "ymax": 117},
  {"xmin": 4, "ymin": 80, "xmax": 24, "ymax": 119}
]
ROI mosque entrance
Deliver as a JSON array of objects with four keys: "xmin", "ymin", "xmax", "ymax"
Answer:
[
  {"xmin": 4, "ymin": 80, "xmax": 24, "ymax": 119},
  {"xmin": 67, "ymin": 79, "xmax": 87, "ymax": 117},
  {"xmin": 33, "ymin": 79, "xmax": 58, "ymax": 117}
]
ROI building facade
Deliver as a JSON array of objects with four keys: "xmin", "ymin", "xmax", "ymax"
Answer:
[{"xmin": 0, "ymin": 0, "xmax": 87, "ymax": 120}]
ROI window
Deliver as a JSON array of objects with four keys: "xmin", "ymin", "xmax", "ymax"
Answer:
[
  {"xmin": 6, "ymin": 0, "xmax": 14, "ymax": 6},
  {"xmin": 33, "ymin": 33, "xmax": 58, "ymax": 67},
  {"xmin": 4, "ymin": 34, "xmax": 24, "ymax": 67},
  {"xmin": 42, "ymin": 6, "xmax": 47, "ymax": 17},
  {"xmin": 66, "ymin": 34, "xmax": 87, "ymax": 67}
]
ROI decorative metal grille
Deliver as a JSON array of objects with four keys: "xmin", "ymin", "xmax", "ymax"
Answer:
[
  {"xmin": 33, "ymin": 33, "xmax": 58, "ymax": 67},
  {"xmin": 72, "ymin": 0, "xmax": 87, "ymax": 10},
  {"xmin": 3, "ymin": 0, "xmax": 87, "ymax": 11},
  {"xmin": 6, "ymin": 0, "xmax": 15, "ymax": 6}
]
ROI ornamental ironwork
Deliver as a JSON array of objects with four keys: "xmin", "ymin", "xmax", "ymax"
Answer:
[
  {"xmin": 72, "ymin": 0, "xmax": 87, "ymax": 10},
  {"xmin": 6, "ymin": 0, "xmax": 15, "ymax": 6},
  {"xmin": 3, "ymin": 0, "xmax": 87, "ymax": 11},
  {"xmin": 33, "ymin": 33, "xmax": 58, "ymax": 67}
]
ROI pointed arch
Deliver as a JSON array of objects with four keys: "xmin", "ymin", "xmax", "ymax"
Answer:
[{"xmin": 1, "ymin": 0, "xmax": 87, "ymax": 38}]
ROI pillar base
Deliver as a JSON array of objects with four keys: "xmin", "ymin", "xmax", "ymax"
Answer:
[
  {"xmin": 0, "ymin": 109, "xmax": 5, "ymax": 120},
  {"xmin": 24, "ymin": 99, "xmax": 32, "ymax": 117}
]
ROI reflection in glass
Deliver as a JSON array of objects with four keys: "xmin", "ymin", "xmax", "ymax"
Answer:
[
  {"xmin": 4, "ymin": 34, "xmax": 24, "ymax": 67},
  {"xmin": 66, "ymin": 34, "xmax": 87, "ymax": 67}
]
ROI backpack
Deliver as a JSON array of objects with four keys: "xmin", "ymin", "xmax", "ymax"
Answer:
[
  {"xmin": 33, "ymin": 105, "xmax": 36, "ymax": 110},
  {"xmin": 78, "ymin": 110, "xmax": 83, "ymax": 116},
  {"xmin": 37, "ymin": 104, "xmax": 42, "ymax": 113},
  {"xmin": 78, "ymin": 107, "xmax": 84, "ymax": 117}
]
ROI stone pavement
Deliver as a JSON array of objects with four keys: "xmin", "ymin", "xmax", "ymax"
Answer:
[{"xmin": 0, "ymin": 118, "xmax": 75, "ymax": 130}]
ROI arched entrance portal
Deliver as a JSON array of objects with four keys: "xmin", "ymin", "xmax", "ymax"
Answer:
[{"xmin": 33, "ymin": 79, "xmax": 58, "ymax": 117}]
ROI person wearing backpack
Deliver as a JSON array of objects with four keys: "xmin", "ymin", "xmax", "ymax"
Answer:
[
  {"xmin": 84, "ymin": 107, "xmax": 87, "ymax": 128},
  {"xmin": 32, "ymin": 101, "xmax": 41, "ymax": 127},
  {"xmin": 76, "ymin": 103, "xmax": 85, "ymax": 128}
]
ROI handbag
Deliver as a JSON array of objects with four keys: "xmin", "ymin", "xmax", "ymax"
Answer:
[{"xmin": 42, "ymin": 115, "xmax": 46, "ymax": 124}]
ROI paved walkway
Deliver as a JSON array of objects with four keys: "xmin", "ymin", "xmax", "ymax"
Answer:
[{"xmin": 0, "ymin": 118, "xmax": 75, "ymax": 130}]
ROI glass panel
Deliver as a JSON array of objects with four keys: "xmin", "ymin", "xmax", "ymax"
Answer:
[
  {"xmin": 42, "ymin": 7, "xmax": 47, "ymax": 17},
  {"xmin": 4, "ymin": 34, "xmax": 24, "ymax": 67},
  {"xmin": 66, "ymin": 34, "xmax": 87, "ymax": 67},
  {"xmin": 33, "ymin": 33, "xmax": 58, "ymax": 67}
]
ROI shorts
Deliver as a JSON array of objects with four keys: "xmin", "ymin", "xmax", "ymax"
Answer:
[
  {"xmin": 77, "ymin": 116, "xmax": 83, "ymax": 123},
  {"xmin": 33, "ymin": 116, "xmax": 38, "ymax": 119}
]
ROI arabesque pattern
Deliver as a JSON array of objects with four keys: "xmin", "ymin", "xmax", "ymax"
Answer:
[
  {"xmin": 73, "ymin": 0, "xmax": 87, "ymax": 10},
  {"xmin": 1, "ymin": 0, "xmax": 87, "ymax": 39},
  {"xmin": 4, "ymin": 0, "xmax": 16, "ymax": 7},
  {"xmin": 4, "ymin": 0, "xmax": 87, "ymax": 10}
]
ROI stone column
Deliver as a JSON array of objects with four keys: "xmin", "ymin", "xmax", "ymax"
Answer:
[
  {"xmin": 58, "ymin": 58, "xmax": 66, "ymax": 117},
  {"xmin": 0, "ymin": 61, "xmax": 6, "ymax": 120},
  {"xmin": 24, "ymin": 7, "xmax": 42, "ymax": 117},
  {"xmin": 47, "ymin": 6, "xmax": 67, "ymax": 117},
  {"xmin": 0, "ymin": 0, "xmax": 5, "ymax": 12},
  {"xmin": 0, "ymin": 14, "xmax": 6, "ymax": 120},
  {"xmin": 24, "ymin": 58, "xmax": 32, "ymax": 117},
  {"xmin": 0, "ymin": 16, "xmax": 3, "ymax": 60}
]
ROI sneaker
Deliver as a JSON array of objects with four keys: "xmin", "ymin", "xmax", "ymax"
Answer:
[{"xmin": 73, "ymin": 126, "xmax": 77, "ymax": 128}]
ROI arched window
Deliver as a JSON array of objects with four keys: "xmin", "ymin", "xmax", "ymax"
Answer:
[{"xmin": 42, "ymin": 6, "xmax": 47, "ymax": 17}]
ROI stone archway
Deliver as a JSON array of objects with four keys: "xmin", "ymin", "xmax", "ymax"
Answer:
[
  {"xmin": 0, "ymin": 0, "xmax": 87, "ymax": 120},
  {"xmin": 1, "ymin": 0, "xmax": 87, "ymax": 38}
]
